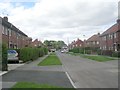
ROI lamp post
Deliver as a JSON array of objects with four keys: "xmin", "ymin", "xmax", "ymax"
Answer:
[{"xmin": 83, "ymin": 35, "xmax": 85, "ymax": 54}]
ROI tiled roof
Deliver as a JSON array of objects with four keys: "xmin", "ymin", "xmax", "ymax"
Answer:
[
  {"xmin": 87, "ymin": 34, "xmax": 100, "ymax": 41},
  {"xmin": 101, "ymin": 23, "xmax": 118, "ymax": 36},
  {"xmin": 2, "ymin": 17, "xmax": 28, "ymax": 37},
  {"xmin": 75, "ymin": 39, "xmax": 83, "ymax": 44}
]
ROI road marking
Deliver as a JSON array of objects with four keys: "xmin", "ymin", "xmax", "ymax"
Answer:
[{"xmin": 65, "ymin": 71, "xmax": 77, "ymax": 88}]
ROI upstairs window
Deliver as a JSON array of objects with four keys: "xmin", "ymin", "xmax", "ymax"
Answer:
[
  {"xmin": 2, "ymin": 26, "xmax": 5, "ymax": 34},
  {"xmin": 114, "ymin": 33, "xmax": 117, "ymax": 39}
]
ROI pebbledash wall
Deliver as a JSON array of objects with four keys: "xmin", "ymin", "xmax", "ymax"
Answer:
[{"xmin": 1, "ymin": 16, "xmax": 32, "ymax": 49}]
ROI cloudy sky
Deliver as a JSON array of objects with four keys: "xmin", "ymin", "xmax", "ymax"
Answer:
[{"xmin": 0, "ymin": 0, "xmax": 119, "ymax": 44}]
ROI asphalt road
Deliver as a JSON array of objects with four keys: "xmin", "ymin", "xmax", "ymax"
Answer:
[
  {"xmin": 57, "ymin": 52, "xmax": 118, "ymax": 88},
  {"xmin": 2, "ymin": 55, "xmax": 73, "ymax": 89}
]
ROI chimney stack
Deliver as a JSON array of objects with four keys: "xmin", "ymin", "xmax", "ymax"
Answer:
[
  {"xmin": 117, "ymin": 19, "xmax": 120, "ymax": 24},
  {"xmin": 3, "ymin": 16, "xmax": 8, "ymax": 21}
]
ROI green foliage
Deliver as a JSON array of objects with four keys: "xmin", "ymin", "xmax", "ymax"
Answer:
[
  {"xmin": 112, "ymin": 51, "xmax": 120, "ymax": 58},
  {"xmin": 2, "ymin": 43, "xmax": 8, "ymax": 71},
  {"xmin": 43, "ymin": 47, "xmax": 48, "ymax": 55},
  {"xmin": 44, "ymin": 40, "xmax": 66, "ymax": 50},
  {"xmin": 19, "ymin": 47, "xmax": 48, "ymax": 62},
  {"xmin": 39, "ymin": 48, "xmax": 45, "ymax": 57},
  {"xmin": 69, "ymin": 47, "xmax": 84, "ymax": 54}
]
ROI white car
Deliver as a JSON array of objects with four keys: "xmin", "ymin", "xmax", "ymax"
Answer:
[{"xmin": 7, "ymin": 50, "xmax": 19, "ymax": 63}]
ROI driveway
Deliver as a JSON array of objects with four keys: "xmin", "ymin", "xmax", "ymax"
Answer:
[
  {"xmin": 57, "ymin": 52, "xmax": 118, "ymax": 88},
  {"xmin": 2, "ymin": 55, "xmax": 73, "ymax": 89}
]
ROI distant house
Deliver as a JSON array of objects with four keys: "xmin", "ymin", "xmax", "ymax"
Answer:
[
  {"xmin": 69, "ymin": 38, "xmax": 83, "ymax": 49},
  {"xmin": 32, "ymin": 39, "xmax": 43, "ymax": 47},
  {"xmin": 100, "ymin": 20, "xmax": 120, "ymax": 56},
  {"xmin": 85, "ymin": 33, "xmax": 100, "ymax": 49},
  {"xmin": 1, "ymin": 16, "xmax": 31, "ymax": 49}
]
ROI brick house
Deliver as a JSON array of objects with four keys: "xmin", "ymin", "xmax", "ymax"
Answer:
[
  {"xmin": 69, "ymin": 38, "xmax": 83, "ymax": 49},
  {"xmin": 32, "ymin": 39, "xmax": 43, "ymax": 47},
  {"xmin": 100, "ymin": 20, "xmax": 119, "ymax": 55},
  {"xmin": 85, "ymin": 33, "xmax": 100, "ymax": 48},
  {"xmin": 117, "ymin": 19, "xmax": 120, "ymax": 51},
  {"xmin": 1, "ymin": 16, "xmax": 31, "ymax": 49}
]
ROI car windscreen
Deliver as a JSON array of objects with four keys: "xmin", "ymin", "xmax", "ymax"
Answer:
[{"xmin": 8, "ymin": 50, "xmax": 17, "ymax": 54}]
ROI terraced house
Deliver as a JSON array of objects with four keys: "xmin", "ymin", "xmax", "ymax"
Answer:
[
  {"xmin": 1, "ymin": 16, "xmax": 32, "ymax": 49},
  {"xmin": 100, "ymin": 19, "xmax": 120, "ymax": 55}
]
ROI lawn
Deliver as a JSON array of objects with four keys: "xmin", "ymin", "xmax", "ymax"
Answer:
[
  {"xmin": 11, "ymin": 82, "xmax": 61, "ymax": 89},
  {"xmin": 38, "ymin": 53, "xmax": 62, "ymax": 66},
  {"xmin": 80, "ymin": 55, "xmax": 118, "ymax": 62},
  {"xmin": 68, "ymin": 52, "xmax": 118, "ymax": 62},
  {"xmin": 11, "ymin": 82, "xmax": 75, "ymax": 90}
]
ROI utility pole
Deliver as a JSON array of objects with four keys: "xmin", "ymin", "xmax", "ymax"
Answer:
[{"xmin": 83, "ymin": 35, "xmax": 86, "ymax": 54}]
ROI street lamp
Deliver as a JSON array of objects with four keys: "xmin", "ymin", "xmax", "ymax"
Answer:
[{"xmin": 83, "ymin": 35, "xmax": 85, "ymax": 54}]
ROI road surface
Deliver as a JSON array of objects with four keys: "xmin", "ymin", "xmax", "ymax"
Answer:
[{"xmin": 57, "ymin": 52, "xmax": 118, "ymax": 88}]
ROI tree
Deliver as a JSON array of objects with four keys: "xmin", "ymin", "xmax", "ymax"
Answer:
[{"xmin": 43, "ymin": 40, "xmax": 66, "ymax": 50}]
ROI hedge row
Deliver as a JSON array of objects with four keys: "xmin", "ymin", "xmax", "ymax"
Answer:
[
  {"xmin": 98, "ymin": 50, "xmax": 120, "ymax": 57},
  {"xmin": 69, "ymin": 47, "xmax": 92, "ymax": 54},
  {"xmin": 19, "ymin": 47, "xmax": 48, "ymax": 62},
  {"xmin": 2, "ymin": 43, "xmax": 8, "ymax": 71}
]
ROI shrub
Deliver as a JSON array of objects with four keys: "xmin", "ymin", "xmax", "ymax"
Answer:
[
  {"xmin": 101, "ymin": 50, "xmax": 113, "ymax": 56},
  {"xmin": 97, "ymin": 49, "xmax": 102, "ymax": 55},
  {"xmin": 19, "ymin": 47, "xmax": 48, "ymax": 62},
  {"xmin": 85, "ymin": 50, "xmax": 91, "ymax": 54},
  {"xmin": 39, "ymin": 48, "xmax": 44, "ymax": 57},
  {"xmin": 19, "ymin": 47, "xmax": 39, "ymax": 62},
  {"xmin": 112, "ymin": 51, "xmax": 120, "ymax": 58},
  {"xmin": 2, "ymin": 43, "xmax": 8, "ymax": 71},
  {"xmin": 43, "ymin": 47, "xmax": 48, "ymax": 55}
]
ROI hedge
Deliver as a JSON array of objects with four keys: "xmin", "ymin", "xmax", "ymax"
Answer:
[
  {"xmin": 112, "ymin": 51, "xmax": 120, "ymax": 58},
  {"xmin": 2, "ymin": 43, "xmax": 8, "ymax": 71},
  {"xmin": 19, "ymin": 47, "xmax": 48, "ymax": 62}
]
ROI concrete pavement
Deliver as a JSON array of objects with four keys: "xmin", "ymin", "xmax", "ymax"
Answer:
[
  {"xmin": 2, "ymin": 55, "xmax": 73, "ymax": 89},
  {"xmin": 57, "ymin": 52, "xmax": 118, "ymax": 88}
]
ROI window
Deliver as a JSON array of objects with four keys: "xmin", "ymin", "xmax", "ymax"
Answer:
[
  {"xmin": 5, "ymin": 27, "xmax": 8, "ymax": 35},
  {"xmin": 8, "ymin": 29, "xmax": 11, "ymax": 36},
  {"xmin": 93, "ymin": 41, "xmax": 95, "ymax": 45},
  {"xmin": 2, "ymin": 26, "xmax": 5, "ymax": 34},
  {"xmin": 114, "ymin": 33, "xmax": 117, "ymax": 39},
  {"xmin": 102, "ymin": 36, "xmax": 106, "ymax": 41},
  {"xmin": 97, "ymin": 41, "xmax": 99, "ymax": 44}
]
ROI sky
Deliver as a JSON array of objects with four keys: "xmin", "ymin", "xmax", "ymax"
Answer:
[{"xmin": 0, "ymin": 0, "xmax": 119, "ymax": 44}]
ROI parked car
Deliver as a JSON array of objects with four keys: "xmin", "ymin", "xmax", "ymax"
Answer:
[
  {"xmin": 7, "ymin": 50, "xmax": 19, "ymax": 63},
  {"xmin": 61, "ymin": 49, "xmax": 68, "ymax": 53}
]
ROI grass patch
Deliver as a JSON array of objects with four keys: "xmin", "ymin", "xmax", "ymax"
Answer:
[
  {"xmin": 11, "ymin": 82, "xmax": 61, "ymax": 89},
  {"xmin": 38, "ymin": 53, "xmax": 62, "ymax": 66},
  {"xmin": 68, "ymin": 52, "xmax": 118, "ymax": 62},
  {"xmin": 80, "ymin": 55, "xmax": 117, "ymax": 62}
]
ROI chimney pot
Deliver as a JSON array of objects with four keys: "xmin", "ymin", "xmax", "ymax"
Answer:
[
  {"xmin": 117, "ymin": 19, "xmax": 120, "ymax": 24},
  {"xmin": 3, "ymin": 16, "xmax": 8, "ymax": 21}
]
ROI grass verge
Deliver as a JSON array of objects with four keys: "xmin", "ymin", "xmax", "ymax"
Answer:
[
  {"xmin": 81, "ymin": 55, "xmax": 117, "ymax": 62},
  {"xmin": 11, "ymin": 82, "xmax": 61, "ymax": 89},
  {"xmin": 68, "ymin": 52, "xmax": 118, "ymax": 62},
  {"xmin": 38, "ymin": 53, "xmax": 62, "ymax": 66}
]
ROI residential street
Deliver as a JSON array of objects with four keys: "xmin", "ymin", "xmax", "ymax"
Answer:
[
  {"xmin": 1, "ymin": 52, "xmax": 118, "ymax": 89},
  {"xmin": 57, "ymin": 52, "xmax": 118, "ymax": 88},
  {"xmin": 2, "ymin": 55, "xmax": 73, "ymax": 89}
]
